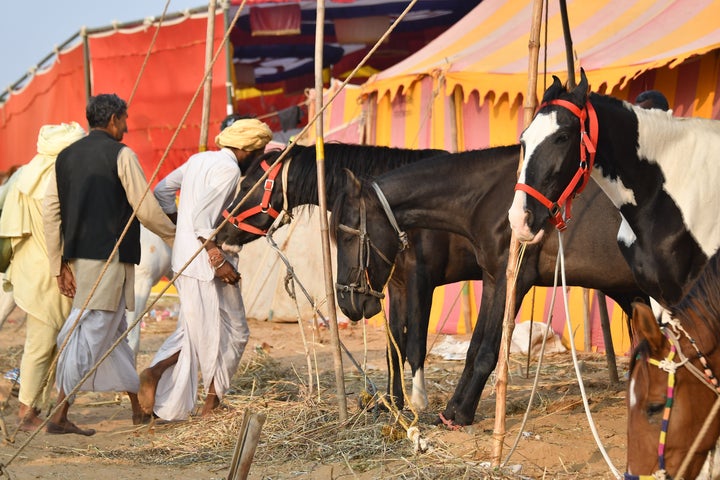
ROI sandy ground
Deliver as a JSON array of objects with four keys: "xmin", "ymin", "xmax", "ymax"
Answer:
[{"xmin": 0, "ymin": 296, "xmax": 630, "ymax": 479}]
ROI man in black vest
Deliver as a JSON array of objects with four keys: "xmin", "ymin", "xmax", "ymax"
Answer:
[{"xmin": 43, "ymin": 93, "xmax": 176, "ymax": 436}]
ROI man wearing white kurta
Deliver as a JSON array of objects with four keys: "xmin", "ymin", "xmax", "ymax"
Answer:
[{"xmin": 139, "ymin": 118, "xmax": 272, "ymax": 420}]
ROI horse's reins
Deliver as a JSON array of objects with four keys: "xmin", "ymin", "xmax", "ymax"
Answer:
[
  {"xmin": 335, "ymin": 181, "xmax": 408, "ymax": 309},
  {"xmin": 514, "ymin": 99, "xmax": 598, "ymax": 231},
  {"xmin": 626, "ymin": 317, "xmax": 720, "ymax": 480},
  {"xmin": 222, "ymin": 156, "xmax": 293, "ymax": 235}
]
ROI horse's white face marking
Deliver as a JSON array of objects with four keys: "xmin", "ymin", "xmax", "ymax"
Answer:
[
  {"xmin": 633, "ymin": 106, "xmax": 720, "ymax": 257},
  {"xmin": 629, "ymin": 376, "xmax": 638, "ymax": 409},
  {"xmin": 517, "ymin": 111, "xmax": 561, "ymax": 184},
  {"xmin": 508, "ymin": 112, "xmax": 560, "ymax": 242},
  {"xmin": 616, "ymin": 216, "xmax": 637, "ymax": 248}
]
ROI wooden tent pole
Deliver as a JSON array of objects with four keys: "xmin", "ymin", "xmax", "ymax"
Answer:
[
  {"xmin": 199, "ymin": 0, "xmax": 217, "ymax": 152},
  {"xmin": 198, "ymin": 0, "xmax": 217, "ymax": 151},
  {"xmin": 313, "ymin": 0, "xmax": 348, "ymax": 422},
  {"xmin": 491, "ymin": 0, "xmax": 544, "ymax": 466}
]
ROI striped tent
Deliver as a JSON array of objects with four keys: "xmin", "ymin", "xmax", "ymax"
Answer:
[{"xmin": 359, "ymin": 0, "xmax": 720, "ymax": 355}]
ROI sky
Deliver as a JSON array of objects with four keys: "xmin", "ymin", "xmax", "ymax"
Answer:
[{"xmin": 0, "ymin": 1, "xmax": 207, "ymax": 90}]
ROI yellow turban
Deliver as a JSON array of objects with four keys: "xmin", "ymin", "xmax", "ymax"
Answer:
[
  {"xmin": 215, "ymin": 118, "xmax": 273, "ymax": 151},
  {"xmin": 37, "ymin": 122, "xmax": 86, "ymax": 157}
]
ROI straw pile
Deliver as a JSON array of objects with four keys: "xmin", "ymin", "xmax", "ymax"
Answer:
[{"xmin": 80, "ymin": 348, "xmax": 529, "ymax": 479}]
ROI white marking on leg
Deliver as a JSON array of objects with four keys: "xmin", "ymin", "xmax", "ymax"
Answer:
[{"xmin": 411, "ymin": 368, "xmax": 428, "ymax": 411}]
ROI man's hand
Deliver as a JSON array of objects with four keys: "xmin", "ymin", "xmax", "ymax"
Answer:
[
  {"xmin": 57, "ymin": 262, "xmax": 76, "ymax": 298},
  {"xmin": 215, "ymin": 261, "xmax": 240, "ymax": 285}
]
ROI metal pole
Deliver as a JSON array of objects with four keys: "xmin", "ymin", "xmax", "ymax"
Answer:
[{"xmin": 313, "ymin": 0, "xmax": 348, "ymax": 422}]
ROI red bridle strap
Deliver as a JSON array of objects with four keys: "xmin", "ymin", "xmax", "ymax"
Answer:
[
  {"xmin": 223, "ymin": 159, "xmax": 282, "ymax": 235},
  {"xmin": 516, "ymin": 98, "xmax": 598, "ymax": 231}
]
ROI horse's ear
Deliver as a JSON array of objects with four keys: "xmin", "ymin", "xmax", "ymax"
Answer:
[
  {"xmin": 631, "ymin": 302, "xmax": 666, "ymax": 353},
  {"xmin": 568, "ymin": 68, "xmax": 589, "ymax": 107},
  {"xmin": 541, "ymin": 75, "xmax": 565, "ymax": 103},
  {"xmin": 343, "ymin": 168, "xmax": 361, "ymax": 193}
]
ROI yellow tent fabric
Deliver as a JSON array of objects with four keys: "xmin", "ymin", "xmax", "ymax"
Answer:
[
  {"xmin": 357, "ymin": 0, "xmax": 720, "ymax": 353},
  {"xmin": 364, "ymin": 0, "xmax": 720, "ymax": 103}
]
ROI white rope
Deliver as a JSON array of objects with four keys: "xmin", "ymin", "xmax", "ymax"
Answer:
[
  {"xmin": 503, "ymin": 250, "xmax": 561, "ymax": 465},
  {"xmin": 557, "ymin": 229, "xmax": 621, "ymax": 479}
]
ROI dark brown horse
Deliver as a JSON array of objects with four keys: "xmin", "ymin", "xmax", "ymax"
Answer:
[
  {"xmin": 627, "ymin": 252, "xmax": 720, "ymax": 479},
  {"xmin": 214, "ymin": 143, "xmax": 482, "ymax": 413},
  {"xmin": 331, "ymin": 145, "xmax": 647, "ymax": 426}
]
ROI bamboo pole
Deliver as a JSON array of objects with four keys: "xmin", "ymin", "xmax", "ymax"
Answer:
[
  {"xmin": 227, "ymin": 409, "xmax": 267, "ymax": 480},
  {"xmin": 491, "ymin": 0, "xmax": 544, "ymax": 466},
  {"xmin": 313, "ymin": 0, "xmax": 348, "ymax": 422},
  {"xmin": 199, "ymin": 0, "xmax": 217, "ymax": 152},
  {"xmin": 222, "ymin": 2, "xmax": 235, "ymax": 116}
]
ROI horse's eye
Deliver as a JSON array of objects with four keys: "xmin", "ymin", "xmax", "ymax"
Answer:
[
  {"xmin": 646, "ymin": 402, "xmax": 665, "ymax": 417},
  {"xmin": 554, "ymin": 132, "xmax": 570, "ymax": 144}
]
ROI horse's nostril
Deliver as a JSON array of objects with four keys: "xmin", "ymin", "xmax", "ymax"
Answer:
[{"xmin": 525, "ymin": 209, "xmax": 534, "ymax": 228}]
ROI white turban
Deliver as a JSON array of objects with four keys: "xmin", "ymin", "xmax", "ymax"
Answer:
[
  {"xmin": 215, "ymin": 118, "xmax": 272, "ymax": 151},
  {"xmin": 37, "ymin": 122, "xmax": 86, "ymax": 157}
]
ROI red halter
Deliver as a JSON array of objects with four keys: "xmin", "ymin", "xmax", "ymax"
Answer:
[
  {"xmin": 222, "ymin": 159, "xmax": 282, "ymax": 235},
  {"xmin": 515, "ymin": 99, "xmax": 598, "ymax": 231}
]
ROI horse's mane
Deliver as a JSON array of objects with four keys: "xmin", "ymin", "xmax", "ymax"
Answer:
[
  {"xmin": 250, "ymin": 143, "xmax": 446, "ymax": 206},
  {"xmin": 671, "ymin": 251, "xmax": 720, "ymax": 343}
]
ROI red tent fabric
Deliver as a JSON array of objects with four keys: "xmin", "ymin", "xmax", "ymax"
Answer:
[
  {"xmin": 0, "ymin": 45, "xmax": 86, "ymax": 173},
  {"xmin": 88, "ymin": 13, "xmax": 228, "ymax": 186}
]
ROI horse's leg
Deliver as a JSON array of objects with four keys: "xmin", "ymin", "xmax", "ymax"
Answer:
[
  {"xmin": 441, "ymin": 276, "xmax": 532, "ymax": 426},
  {"xmin": 128, "ymin": 228, "xmax": 172, "ymax": 358},
  {"xmin": 436, "ymin": 280, "xmax": 496, "ymax": 425},
  {"xmin": 403, "ymin": 272, "xmax": 434, "ymax": 412},
  {"xmin": 128, "ymin": 278, "xmax": 154, "ymax": 358},
  {"xmin": 386, "ymin": 283, "xmax": 408, "ymax": 410}
]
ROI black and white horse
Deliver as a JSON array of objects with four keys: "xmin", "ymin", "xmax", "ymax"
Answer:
[{"xmin": 509, "ymin": 69, "xmax": 720, "ymax": 308}]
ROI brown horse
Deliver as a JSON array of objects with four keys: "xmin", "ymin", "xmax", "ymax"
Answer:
[{"xmin": 627, "ymin": 252, "xmax": 720, "ymax": 479}]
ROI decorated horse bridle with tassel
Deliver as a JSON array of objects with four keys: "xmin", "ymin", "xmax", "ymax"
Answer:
[
  {"xmin": 626, "ymin": 317, "xmax": 720, "ymax": 480},
  {"xmin": 222, "ymin": 157, "xmax": 293, "ymax": 235},
  {"xmin": 515, "ymin": 99, "xmax": 598, "ymax": 231},
  {"xmin": 335, "ymin": 181, "xmax": 408, "ymax": 306}
]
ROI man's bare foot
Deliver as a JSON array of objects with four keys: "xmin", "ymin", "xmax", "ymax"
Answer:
[
  {"xmin": 132, "ymin": 412, "xmax": 152, "ymax": 425},
  {"xmin": 138, "ymin": 368, "xmax": 158, "ymax": 415},
  {"xmin": 200, "ymin": 393, "xmax": 221, "ymax": 417},
  {"xmin": 18, "ymin": 404, "xmax": 43, "ymax": 432},
  {"xmin": 18, "ymin": 414, "xmax": 43, "ymax": 432},
  {"xmin": 46, "ymin": 420, "xmax": 96, "ymax": 436}
]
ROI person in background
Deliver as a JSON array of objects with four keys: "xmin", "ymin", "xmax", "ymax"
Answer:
[
  {"xmin": 138, "ymin": 118, "xmax": 272, "ymax": 420},
  {"xmin": 43, "ymin": 94, "xmax": 175, "ymax": 436},
  {"xmin": 0, "ymin": 122, "xmax": 85, "ymax": 431},
  {"xmin": 635, "ymin": 89, "xmax": 670, "ymax": 112}
]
